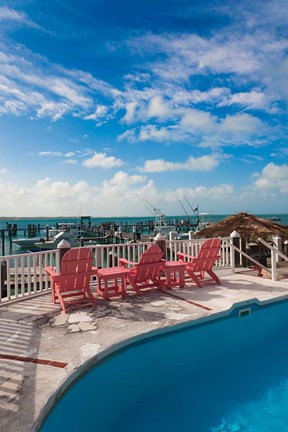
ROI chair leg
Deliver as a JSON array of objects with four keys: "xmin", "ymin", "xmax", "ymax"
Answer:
[
  {"xmin": 186, "ymin": 270, "xmax": 202, "ymax": 288},
  {"xmin": 127, "ymin": 277, "xmax": 142, "ymax": 295},
  {"xmin": 51, "ymin": 282, "xmax": 56, "ymax": 304},
  {"xmin": 207, "ymin": 270, "xmax": 220, "ymax": 285},
  {"xmin": 55, "ymin": 287, "xmax": 67, "ymax": 314},
  {"xmin": 85, "ymin": 287, "xmax": 97, "ymax": 308}
]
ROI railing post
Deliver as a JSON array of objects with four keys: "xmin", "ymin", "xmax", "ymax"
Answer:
[
  {"xmin": 188, "ymin": 231, "xmax": 194, "ymax": 240},
  {"xmin": 272, "ymin": 235, "xmax": 282, "ymax": 262},
  {"xmin": 56, "ymin": 240, "xmax": 71, "ymax": 273},
  {"xmin": 1, "ymin": 259, "xmax": 7, "ymax": 298},
  {"xmin": 95, "ymin": 244, "xmax": 103, "ymax": 268},
  {"xmin": 284, "ymin": 240, "xmax": 288, "ymax": 257},
  {"xmin": 45, "ymin": 225, "xmax": 50, "ymax": 241},
  {"xmin": 154, "ymin": 233, "xmax": 167, "ymax": 259},
  {"xmin": 271, "ymin": 247, "xmax": 277, "ymax": 281},
  {"xmin": 230, "ymin": 230, "xmax": 240, "ymax": 272}
]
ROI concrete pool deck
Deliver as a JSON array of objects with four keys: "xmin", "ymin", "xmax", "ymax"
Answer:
[{"xmin": 1, "ymin": 268, "xmax": 288, "ymax": 432}]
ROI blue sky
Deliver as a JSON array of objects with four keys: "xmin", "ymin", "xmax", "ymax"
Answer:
[{"xmin": 0, "ymin": 0, "xmax": 288, "ymax": 217}]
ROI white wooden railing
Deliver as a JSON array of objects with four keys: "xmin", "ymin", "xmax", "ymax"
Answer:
[
  {"xmin": 258, "ymin": 238, "xmax": 288, "ymax": 281},
  {"xmin": 0, "ymin": 237, "xmax": 232, "ymax": 304}
]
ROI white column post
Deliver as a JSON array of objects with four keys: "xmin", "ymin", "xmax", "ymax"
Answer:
[
  {"xmin": 188, "ymin": 231, "xmax": 194, "ymax": 240},
  {"xmin": 272, "ymin": 235, "xmax": 282, "ymax": 262},
  {"xmin": 154, "ymin": 232, "xmax": 167, "ymax": 259},
  {"xmin": 56, "ymin": 239, "xmax": 71, "ymax": 273},
  {"xmin": 271, "ymin": 247, "xmax": 277, "ymax": 281},
  {"xmin": 230, "ymin": 230, "xmax": 241, "ymax": 273}
]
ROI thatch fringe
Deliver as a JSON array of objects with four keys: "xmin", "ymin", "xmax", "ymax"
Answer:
[{"xmin": 195, "ymin": 212, "xmax": 288, "ymax": 241}]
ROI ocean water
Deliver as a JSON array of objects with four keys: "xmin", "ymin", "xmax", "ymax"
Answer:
[{"xmin": 0, "ymin": 213, "xmax": 287, "ymax": 257}]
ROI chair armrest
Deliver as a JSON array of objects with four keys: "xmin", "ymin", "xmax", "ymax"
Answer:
[
  {"xmin": 90, "ymin": 266, "xmax": 98, "ymax": 276},
  {"xmin": 119, "ymin": 258, "xmax": 137, "ymax": 268},
  {"xmin": 177, "ymin": 252, "xmax": 196, "ymax": 262},
  {"xmin": 45, "ymin": 266, "xmax": 59, "ymax": 277}
]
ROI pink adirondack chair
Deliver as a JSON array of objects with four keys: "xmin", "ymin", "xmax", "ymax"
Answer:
[
  {"xmin": 177, "ymin": 238, "xmax": 221, "ymax": 288},
  {"xmin": 119, "ymin": 244, "xmax": 165, "ymax": 295},
  {"xmin": 45, "ymin": 248, "xmax": 97, "ymax": 314}
]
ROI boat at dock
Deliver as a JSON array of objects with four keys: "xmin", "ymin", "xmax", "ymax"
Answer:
[
  {"xmin": 33, "ymin": 229, "xmax": 81, "ymax": 250},
  {"xmin": 13, "ymin": 223, "xmax": 79, "ymax": 249}
]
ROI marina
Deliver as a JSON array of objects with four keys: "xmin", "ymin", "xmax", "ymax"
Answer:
[
  {"xmin": 0, "ymin": 213, "xmax": 210, "ymax": 256},
  {"xmin": 1, "ymin": 213, "xmax": 287, "ymax": 256}
]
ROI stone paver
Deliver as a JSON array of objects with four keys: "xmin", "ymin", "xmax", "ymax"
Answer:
[{"xmin": 0, "ymin": 269, "xmax": 287, "ymax": 432}]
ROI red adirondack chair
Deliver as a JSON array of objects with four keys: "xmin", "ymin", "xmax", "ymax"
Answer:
[
  {"xmin": 45, "ymin": 248, "xmax": 97, "ymax": 314},
  {"xmin": 119, "ymin": 244, "xmax": 165, "ymax": 295},
  {"xmin": 177, "ymin": 238, "xmax": 221, "ymax": 288}
]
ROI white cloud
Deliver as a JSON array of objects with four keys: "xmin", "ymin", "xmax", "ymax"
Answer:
[
  {"xmin": 139, "ymin": 125, "xmax": 171, "ymax": 141},
  {"xmin": 0, "ymin": 45, "xmax": 118, "ymax": 121},
  {"xmin": 126, "ymin": 109, "xmax": 266, "ymax": 148},
  {"xmin": 84, "ymin": 104, "xmax": 108, "ymax": 121},
  {"xmin": 254, "ymin": 162, "xmax": 288, "ymax": 194},
  {"xmin": 220, "ymin": 113, "xmax": 264, "ymax": 134},
  {"xmin": 0, "ymin": 7, "xmax": 41, "ymax": 29},
  {"xmin": 0, "ymin": 165, "xmax": 287, "ymax": 216},
  {"xmin": 181, "ymin": 109, "xmax": 217, "ymax": 132},
  {"xmin": 122, "ymin": 101, "xmax": 138, "ymax": 123},
  {"xmin": 220, "ymin": 91, "xmax": 267, "ymax": 110},
  {"xmin": 63, "ymin": 159, "xmax": 78, "ymax": 165},
  {"xmin": 140, "ymin": 155, "xmax": 219, "ymax": 172},
  {"xmin": 147, "ymin": 96, "xmax": 171, "ymax": 118},
  {"xmin": 0, "ymin": 173, "xmax": 235, "ymax": 216},
  {"xmin": 164, "ymin": 184, "xmax": 235, "ymax": 203},
  {"xmin": 82, "ymin": 152, "xmax": 123, "ymax": 169},
  {"xmin": 38, "ymin": 151, "xmax": 62, "ymax": 157}
]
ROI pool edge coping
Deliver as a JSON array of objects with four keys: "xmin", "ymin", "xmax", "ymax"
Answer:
[{"xmin": 32, "ymin": 293, "xmax": 288, "ymax": 431}]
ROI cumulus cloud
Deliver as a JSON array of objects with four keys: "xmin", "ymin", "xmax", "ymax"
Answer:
[
  {"xmin": 140, "ymin": 155, "xmax": 219, "ymax": 172},
  {"xmin": 82, "ymin": 152, "xmax": 123, "ymax": 169},
  {"xmin": 220, "ymin": 113, "xmax": 264, "ymax": 134},
  {"xmin": 84, "ymin": 104, "xmax": 109, "ymax": 121},
  {"xmin": 181, "ymin": 109, "xmax": 217, "ymax": 132},
  {"xmin": 139, "ymin": 125, "xmax": 171, "ymax": 142},
  {"xmin": 125, "ymin": 109, "xmax": 267, "ymax": 148},
  {"xmin": 122, "ymin": 101, "xmax": 138, "ymax": 123},
  {"xmin": 254, "ymin": 162, "xmax": 288, "ymax": 193},
  {"xmin": 0, "ymin": 173, "xmax": 237, "ymax": 216},
  {"xmin": 147, "ymin": 96, "xmax": 171, "ymax": 118}
]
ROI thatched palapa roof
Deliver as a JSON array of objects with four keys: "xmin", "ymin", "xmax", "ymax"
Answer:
[{"xmin": 195, "ymin": 212, "xmax": 288, "ymax": 241}]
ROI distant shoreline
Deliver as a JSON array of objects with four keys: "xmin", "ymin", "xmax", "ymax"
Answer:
[{"xmin": 0, "ymin": 213, "xmax": 286, "ymax": 221}]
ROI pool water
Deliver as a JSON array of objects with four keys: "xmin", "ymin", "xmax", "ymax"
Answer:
[{"xmin": 41, "ymin": 300, "xmax": 288, "ymax": 431}]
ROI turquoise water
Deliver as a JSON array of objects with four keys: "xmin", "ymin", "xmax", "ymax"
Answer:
[
  {"xmin": 0, "ymin": 214, "xmax": 223, "ymax": 256},
  {"xmin": 1, "ymin": 213, "xmax": 287, "ymax": 256},
  {"xmin": 41, "ymin": 300, "xmax": 288, "ymax": 431}
]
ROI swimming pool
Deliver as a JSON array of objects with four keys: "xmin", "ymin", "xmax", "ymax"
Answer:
[{"xmin": 39, "ymin": 298, "xmax": 288, "ymax": 431}]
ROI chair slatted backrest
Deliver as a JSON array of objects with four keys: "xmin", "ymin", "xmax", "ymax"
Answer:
[
  {"xmin": 189, "ymin": 239, "xmax": 221, "ymax": 273},
  {"xmin": 59, "ymin": 248, "xmax": 94, "ymax": 292},
  {"xmin": 134, "ymin": 245, "xmax": 163, "ymax": 283}
]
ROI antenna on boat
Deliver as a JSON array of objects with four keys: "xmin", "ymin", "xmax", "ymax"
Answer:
[
  {"xmin": 183, "ymin": 196, "xmax": 199, "ymax": 219},
  {"xmin": 177, "ymin": 197, "xmax": 189, "ymax": 217},
  {"xmin": 136, "ymin": 195, "xmax": 157, "ymax": 217}
]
